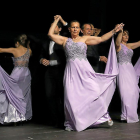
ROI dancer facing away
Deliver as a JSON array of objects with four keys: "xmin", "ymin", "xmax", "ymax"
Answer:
[
  {"xmin": 48, "ymin": 15, "xmax": 124, "ymax": 132},
  {"xmin": 0, "ymin": 34, "xmax": 32, "ymax": 125},
  {"xmin": 115, "ymin": 29, "xmax": 140, "ymax": 123}
]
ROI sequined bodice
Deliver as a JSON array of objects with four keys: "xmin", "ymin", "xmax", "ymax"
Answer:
[
  {"xmin": 65, "ymin": 38, "xmax": 87, "ymax": 61},
  {"xmin": 117, "ymin": 44, "xmax": 133, "ymax": 64},
  {"xmin": 13, "ymin": 49, "xmax": 30, "ymax": 68}
]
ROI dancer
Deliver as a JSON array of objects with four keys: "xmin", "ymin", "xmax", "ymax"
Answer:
[
  {"xmin": 0, "ymin": 34, "xmax": 32, "ymax": 125},
  {"xmin": 115, "ymin": 29, "xmax": 140, "ymax": 123},
  {"xmin": 39, "ymin": 17, "xmax": 67, "ymax": 127},
  {"xmin": 48, "ymin": 15, "xmax": 124, "ymax": 132}
]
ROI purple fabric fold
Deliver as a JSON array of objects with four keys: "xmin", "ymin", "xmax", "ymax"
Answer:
[
  {"xmin": 0, "ymin": 66, "xmax": 32, "ymax": 123},
  {"xmin": 0, "ymin": 66, "xmax": 26, "ymax": 115}
]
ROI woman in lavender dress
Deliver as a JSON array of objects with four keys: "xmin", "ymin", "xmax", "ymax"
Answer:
[
  {"xmin": 115, "ymin": 29, "xmax": 140, "ymax": 123},
  {"xmin": 0, "ymin": 34, "xmax": 32, "ymax": 125},
  {"xmin": 48, "ymin": 15, "xmax": 123, "ymax": 132}
]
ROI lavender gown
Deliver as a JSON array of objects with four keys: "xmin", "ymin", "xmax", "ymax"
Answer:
[
  {"xmin": 64, "ymin": 37, "xmax": 118, "ymax": 132},
  {"xmin": 117, "ymin": 43, "xmax": 139, "ymax": 123},
  {"xmin": 0, "ymin": 49, "xmax": 32, "ymax": 124}
]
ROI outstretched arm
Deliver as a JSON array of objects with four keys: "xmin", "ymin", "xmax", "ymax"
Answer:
[
  {"xmin": 127, "ymin": 41, "xmax": 140, "ymax": 50},
  {"xmin": 0, "ymin": 48, "xmax": 16, "ymax": 54},
  {"xmin": 48, "ymin": 16, "xmax": 67, "ymax": 47},
  {"xmin": 85, "ymin": 23, "xmax": 124, "ymax": 46}
]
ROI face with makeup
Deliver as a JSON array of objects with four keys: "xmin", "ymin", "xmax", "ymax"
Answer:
[
  {"xmin": 69, "ymin": 21, "xmax": 81, "ymax": 37},
  {"xmin": 122, "ymin": 31, "xmax": 129, "ymax": 43}
]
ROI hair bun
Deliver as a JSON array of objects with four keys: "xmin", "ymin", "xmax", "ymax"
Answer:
[
  {"xmin": 15, "ymin": 34, "xmax": 29, "ymax": 48},
  {"xmin": 20, "ymin": 34, "xmax": 27, "ymax": 43}
]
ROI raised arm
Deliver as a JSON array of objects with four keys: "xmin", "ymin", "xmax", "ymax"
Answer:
[
  {"xmin": 48, "ymin": 16, "xmax": 67, "ymax": 47},
  {"xmin": 127, "ymin": 41, "xmax": 140, "ymax": 50},
  {"xmin": 115, "ymin": 30, "xmax": 123, "ymax": 52},
  {"xmin": 56, "ymin": 15, "xmax": 68, "ymax": 26},
  {"xmin": 85, "ymin": 23, "xmax": 124, "ymax": 46}
]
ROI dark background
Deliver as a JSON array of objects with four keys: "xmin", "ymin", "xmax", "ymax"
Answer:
[
  {"xmin": 0, "ymin": 0, "xmax": 140, "ymax": 122},
  {"xmin": 1, "ymin": 0, "xmax": 140, "ymax": 59}
]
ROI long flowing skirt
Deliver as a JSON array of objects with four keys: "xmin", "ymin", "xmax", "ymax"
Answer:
[
  {"xmin": 0, "ymin": 66, "xmax": 32, "ymax": 124},
  {"xmin": 117, "ymin": 61, "xmax": 139, "ymax": 123},
  {"xmin": 64, "ymin": 37, "xmax": 118, "ymax": 131}
]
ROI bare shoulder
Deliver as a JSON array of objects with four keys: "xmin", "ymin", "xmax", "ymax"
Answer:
[
  {"xmin": 28, "ymin": 48, "xmax": 32, "ymax": 55},
  {"xmin": 82, "ymin": 35, "xmax": 98, "ymax": 40},
  {"xmin": 84, "ymin": 35, "xmax": 101, "ymax": 46},
  {"xmin": 64, "ymin": 36, "xmax": 68, "ymax": 41},
  {"xmin": 79, "ymin": 36, "xmax": 89, "ymax": 42},
  {"xmin": 63, "ymin": 37, "xmax": 69, "ymax": 47},
  {"xmin": 81, "ymin": 36, "xmax": 89, "ymax": 40},
  {"xmin": 116, "ymin": 45, "xmax": 121, "ymax": 52},
  {"xmin": 126, "ymin": 43, "xmax": 133, "ymax": 49}
]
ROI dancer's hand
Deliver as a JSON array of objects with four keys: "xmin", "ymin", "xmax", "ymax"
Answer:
[
  {"xmin": 113, "ymin": 23, "xmax": 124, "ymax": 34},
  {"xmin": 41, "ymin": 58, "xmax": 50, "ymax": 66},
  {"xmin": 54, "ymin": 15, "xmax": 67, "ymax": 26},
  {"xmin": 54, "ymin": 15, "xmax": 60, "ymax": 21},
  {"xmin": 100, "ymin": 56, "xmax": 107, "ymax": 63}
]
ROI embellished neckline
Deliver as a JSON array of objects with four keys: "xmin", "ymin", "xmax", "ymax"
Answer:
[
  {"xmin": 72, "ymin": 36, "xmax": 80, "ymax": 42},
  {"xmin": 121, "ymin": 43, "xmax": 132, "ymax": 50},
  {"xmin": 69, "ymin": 38, "xmax": 86, "ymax": 45}
]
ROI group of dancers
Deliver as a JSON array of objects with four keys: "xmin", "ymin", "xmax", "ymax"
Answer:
[{"xmin": 0, "ymin": 15, "xmax": 140, "ymax": 132}]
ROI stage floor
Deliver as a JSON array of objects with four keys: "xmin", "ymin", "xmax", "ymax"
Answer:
[{"xmin": 0, "ymin": 112, "xmax": 140, "ymax": 140}]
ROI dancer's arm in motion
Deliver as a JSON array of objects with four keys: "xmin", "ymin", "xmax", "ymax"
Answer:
[
  {"xmin": 85, "ymin": 23, "xmax": 124, "ymax": 46},
  {"xmin": 115, "ymin": 28, "xmax": 140, "ymax": 51},
  {"xmin": 115, "ymin": 27, "xmax": 123, "ymax": 52},
  {"xmin": 128, "ymin": 41, "xmax": 140, "ymax": 50},
  {"xmin": 0, "ymin": 48, "xmax": 16, "ymax": 54},
  {"xmin": 48, "ymin": 16, "xmax": 68, "ymax": 47}
]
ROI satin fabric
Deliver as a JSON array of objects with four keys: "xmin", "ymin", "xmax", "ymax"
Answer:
[
  {"xmin": 117, "ymin": 44, "xmax": 139, "ymax": 123},
  {"xmin": 0, "ymin": 49, "xmax": 32, "ymax": 123},
  {"xmin": 64, "ymin": 37, "xmax": 118, "ymax": 131}
]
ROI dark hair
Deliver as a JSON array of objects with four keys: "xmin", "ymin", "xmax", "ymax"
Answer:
[
  {"xmin": 69, "ymin": 20, "xmax": 80, "ymax": 27},
  {"xmin": 123, "ymin": 30, "xmax": 129, "ymax": 36},
  {"xmin": 81, "ymin": 23, "xmax": 92, "ymax": 30},
  {"xmin": 14, "ymin": 34, "xmax": 29, "ymax": 48},
  {"xmin": 57, "ymin": 21, "xmax": 62, "ymax": 28}
]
